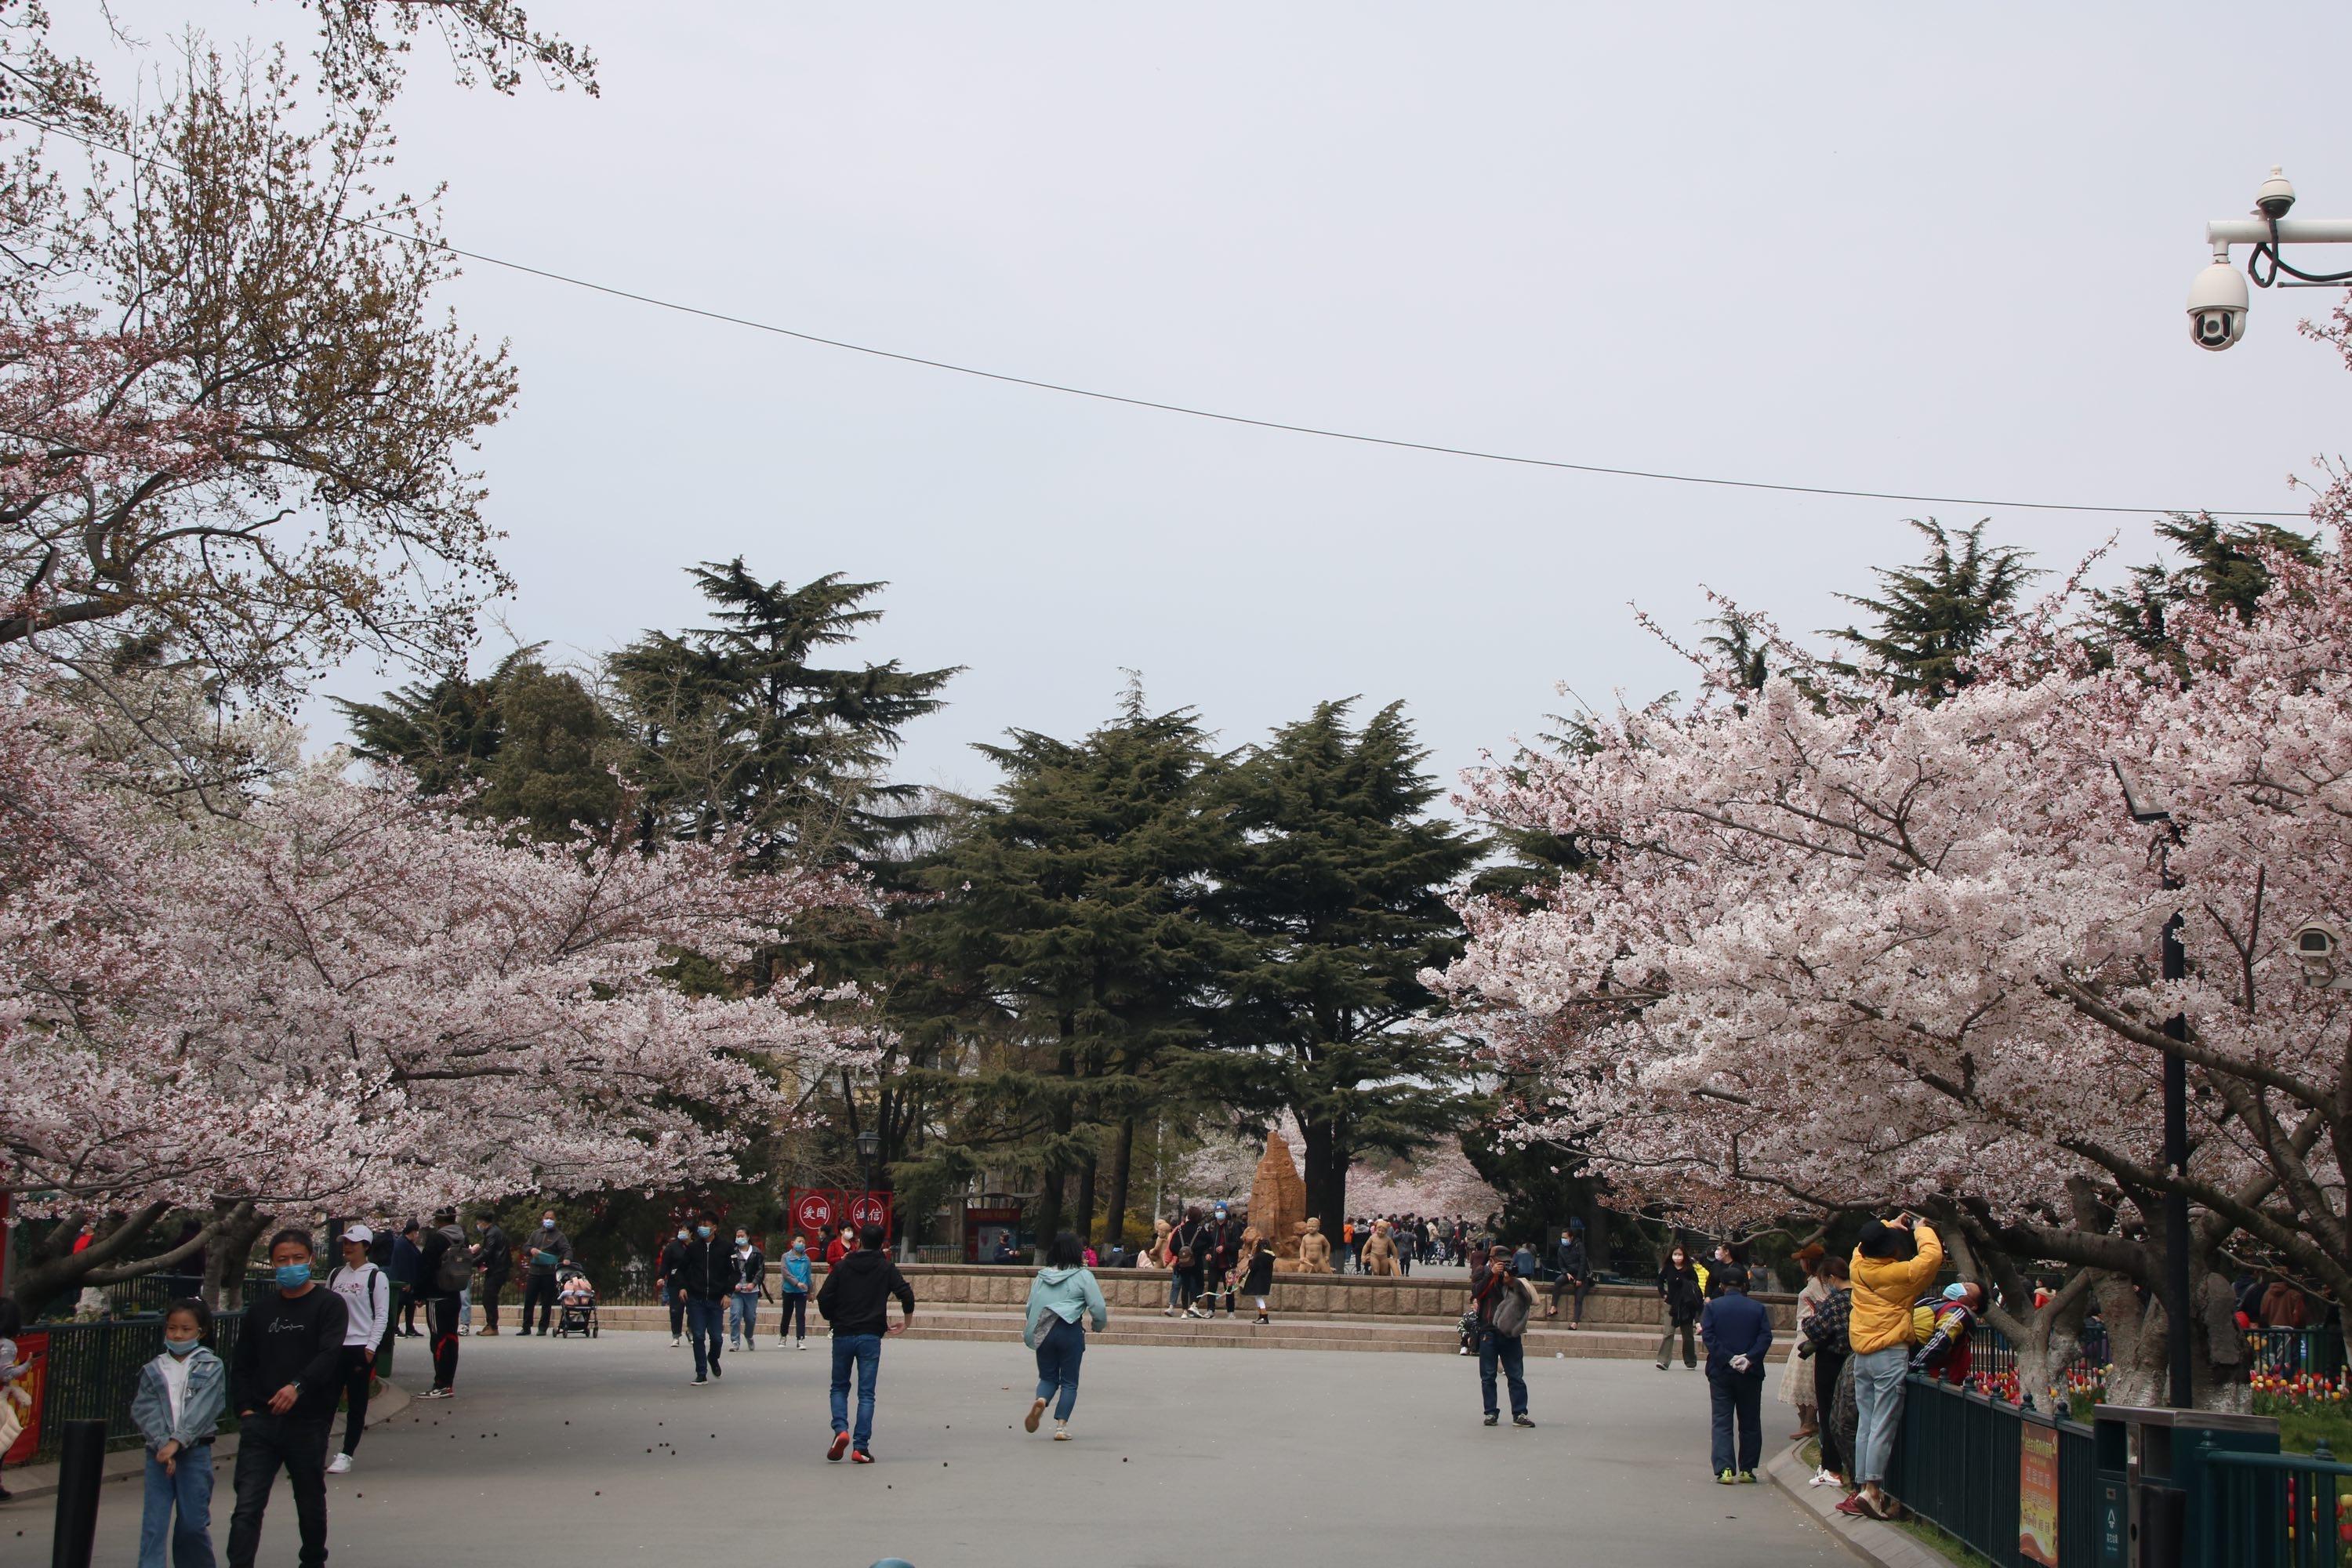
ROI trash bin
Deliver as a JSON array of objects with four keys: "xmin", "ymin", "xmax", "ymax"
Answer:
[{"xmin": 2092, "ymin": 1403, "xmax": 2278, "ymax": 1568}]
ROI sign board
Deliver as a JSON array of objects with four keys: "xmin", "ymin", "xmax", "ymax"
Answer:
[
  {"xmin": 3, "ymin": 1329, "xmax": 46, "ymax": 1465},
  {"xmin": 849, "ymin": 1192, "xmax": 891, "ymax": 1232},
  {"xmin": 790, "ymin": 1189, "xmax": 837, "ymax": 1238},
  {"xmin": 2019, "ymin": 1421, "xmax": 2060, "ymax": 1566},
  {"xmin": 786, "ymin": 1188, "xmax": 892, "ymax": 1245}
]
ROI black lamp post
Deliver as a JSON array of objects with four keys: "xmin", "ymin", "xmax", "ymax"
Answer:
[
  {"xmin": 2117, "ymin": 762, "xmax": 2194, "ymax": 1410},
  {"xmin": 855, "ymin": 1127, "xmax": 880, "ymax": 1206}
]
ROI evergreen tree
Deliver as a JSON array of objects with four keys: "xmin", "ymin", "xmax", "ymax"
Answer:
[
  {"xmin": 608, "ymin": 560, "xmax": 958, "ymax": 864},
  {"xmin": 2089, "ymin": 514, "xmax": 2322, "ymax": 668},
  {"xmin": 903, "ymin": 688, "xmax": 1236, "ymax": 1247},
  {"xmin": 1210, "ymin": 699, "xmax": 1483, "ymax": 1243},
  {"xmin": 336, "ymin": 648, "xmax": 621, "ymax": 839},
  {"xmin": 1828, "ymin": 518, "xmax": 2037, "ymax": 695}
]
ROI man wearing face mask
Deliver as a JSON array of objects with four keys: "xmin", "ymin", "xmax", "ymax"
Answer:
[
  {"xmin": 658, "ymin": 1223, "xmax": 692, "ymax": 1347},
  {"xmin": 676, "ymin": 1214, "xmax": 734, "ymax": 1385},
  {"xmin": 227, "ymin": 1229, "xmax": 347, "ymax": 1568},
  {"xmin": 729, "ymin": 1228, "xmax": 768, "ymax": 1351},
  {"xmin": 1197, "ymin": 1203, "xmax": 1243, "ymax": 1318},
  {"xmin": 521, "ymin": 1210, "xmax": 573, "ymax": 1337}
]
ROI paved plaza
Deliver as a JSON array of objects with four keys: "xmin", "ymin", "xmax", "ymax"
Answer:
[{"xmin": 43, "ymin": 1331, "xmax": 1845, "ymax": 1566}]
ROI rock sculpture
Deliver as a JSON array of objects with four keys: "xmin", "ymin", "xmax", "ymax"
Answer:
[
  {"xmin": 1296, "ymin": 1217, "xmax": 1331, "ymax": 1273},
  {"xmin": 1248, "ymin": 1127, "xmax": 1308, "ymax": 1264}
]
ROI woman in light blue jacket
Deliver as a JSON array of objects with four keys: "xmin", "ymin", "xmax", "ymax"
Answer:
[{"xmin": 1022, "ymin": 1231, "xmax": 1108, "ymax": 1440}]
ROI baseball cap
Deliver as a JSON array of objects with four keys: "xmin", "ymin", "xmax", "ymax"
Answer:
[{"xmin": 343, "ymin": 1224, "xmax": 376, "ymax": 1244}]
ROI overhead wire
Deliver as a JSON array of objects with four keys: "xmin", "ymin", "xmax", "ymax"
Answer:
[{"xmin": 13, "ymin": 112, "xmax": 2312, "ymax": 521}]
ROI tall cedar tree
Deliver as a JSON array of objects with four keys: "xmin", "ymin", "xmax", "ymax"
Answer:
[
  {"xmin": 2089, "ymin": 514, "xmax": 2322, "ymax": 670},
  {"xmin": 336, "ymin": 648, "xmax": 622, "ymax": 839},
  {"xmin": 608, "ymin": 560, "xmax": 958, "ymax": 866},
  {"xmin": 909, "ymin": 691, "xmax": 1236, "ymax": 1247},
  {"xmin": 1828, "ymin": 518, "xmax": 2037, "ymax": 695},
  {"xmin": 1211, "ymin": 699, "xmax": 1482, "ymax": 1243}
]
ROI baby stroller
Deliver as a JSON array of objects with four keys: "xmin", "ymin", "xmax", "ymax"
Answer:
[{"xmin": 553, "ymin": 1265, "xmax": 600, "ymax": 1338}]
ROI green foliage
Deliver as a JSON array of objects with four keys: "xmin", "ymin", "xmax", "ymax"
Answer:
[
  {"xmin": 1829, "ymin": 518, "xmax": 2038, "ymax": 696},
  {"xmin": 2089, "ymin": 514, "xmax": 2322, "ymax": 670},
  {"xmin": 608, "ymin": 560, "xmax": 958, "ymax": 865},
  {"xmin": 1211, "ymin": 699, "xmax": 1483, "ymax": 1230}
]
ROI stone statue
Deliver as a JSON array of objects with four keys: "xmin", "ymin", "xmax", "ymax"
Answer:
[
  {"xmin": 1248, "ymin": 1128, "xmax": 1308, "ymax": 1264},
  {"xmin": 1361, "ymin": 1218, "xmax": 1398, "ymax": 1276},
  {"xmin": 1296, "ymin": 1217, "xmax": 1331, "ymax": 1272}
]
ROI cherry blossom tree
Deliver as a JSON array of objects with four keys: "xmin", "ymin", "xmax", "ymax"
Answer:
[
  {"xmin": 2, "ymin": 686, "xmax": 876, "ymax": 1312},
  {"xmin": 1439, "ymin": 521, "xmax": 2352, "ymax": 1407}
]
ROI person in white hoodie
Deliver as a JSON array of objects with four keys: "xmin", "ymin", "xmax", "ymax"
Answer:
[
  {"xmin": 1021, "ymin": 1231, "xmax": 1109, "ymax": 1441},
  {"xmin": 326, "ymin": 1225, "xmax": 387, "ymax": 1474}
]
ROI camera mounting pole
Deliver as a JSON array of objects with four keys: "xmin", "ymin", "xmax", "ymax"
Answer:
[{"xmin": 2190, "ymin": 169, "xmax": 2352, "ymax": 350}]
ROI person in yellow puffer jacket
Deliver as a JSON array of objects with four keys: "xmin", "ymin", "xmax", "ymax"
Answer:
[{"xmin": 1847, "ymin": 1215, "xmax": 1942, "ymax": 1518}]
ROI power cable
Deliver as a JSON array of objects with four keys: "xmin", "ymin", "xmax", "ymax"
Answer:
[{"xmin": 15, "ymin": 112, "xmax": 2312, "ymax": 521}]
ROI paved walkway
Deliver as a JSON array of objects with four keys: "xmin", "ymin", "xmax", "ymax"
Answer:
[{"xmin": 29, "ymin": 1333, "xmax": 1845, "ymax": 1567}]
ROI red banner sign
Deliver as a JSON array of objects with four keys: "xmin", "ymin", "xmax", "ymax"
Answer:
[
  {"xmin": 786, "ymin": 1188, "xmax": 892, "ymax": 1245},
  {"xmin": 4, "ymin": 1330, "xmax": 47, "ymax": 1466}
]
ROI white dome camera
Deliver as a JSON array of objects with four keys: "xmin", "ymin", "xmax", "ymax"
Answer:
[
  {"xmin": 2187, "ymin": 260, "xmax": 2249, "ymax": 350},
  {"xmin": 2256, "ymin": 167, "xmax": 2297, "ymax": 221},
  {"xmin": 2292, "ymin": 920, "xmax": 2351, "ymax": 989}
]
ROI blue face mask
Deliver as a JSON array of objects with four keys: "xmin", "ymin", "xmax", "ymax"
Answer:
[
  {"xmin": 1943, "ymin": 1283, "xmax": 1971, "ymax": 1302},
  {"xmin": 542, "ymin": 1218, "xmax": 556, "ymax": 1229},
  {"xmin": 164, "ymin": 1335, "xmax": 201, "ymax": 1358},
  {"xmin": 696, "ymin": 1225, "xmax": 712, "ymax": 1239},
  {"xmin": 274, "ymin": 1262, "xmax": 312, "ymax": 1290}
]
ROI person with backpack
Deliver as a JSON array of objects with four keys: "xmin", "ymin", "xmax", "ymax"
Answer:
[
  {"xmin": 325, "ymin": 1225, "xmax": 387, "ymax": 1472},
  {"xmin": 414, "ymin": 1207, "xmax": 470, "ymax": 1399},
  {"xmin": 1700, "ymin": 1265, "xmax": 1774, "ymax": 1483},
  {"xmin": 1469, "ymin": 1248, "xmax": 1537, "ymax": 1427}
]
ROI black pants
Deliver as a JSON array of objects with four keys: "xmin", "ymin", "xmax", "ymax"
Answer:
[
  {"xmin": 667, "ymin": 1290, "xmax": 686, "ymax": 1338},
  {"xmin": 428, "ymin": 1292, "xmax": 459, "ymax": 1390},
  {"xmin": 1813, "ymin": 1349, "xmax": 1850, "ymax": 1475},
  {"xmin": 338, "ymin": 1346, "xmax": 372, "ymax": 1456},
  {"xmin": 227, "ymin": 1414, "xmax": 330, "ymax": 1568},
  {"xmin": 1552, "ymin": 1275, "xmax": 1591, "ymax": 1319},
  {"xmin": 779, "ymin": 1293, "xmax": 808, "ymax": 1340},
  {"xmin": 478, "ymin": 1273, "xmax": 506, "ymax": 1331},
  {"xmin": 397, "ymin": 1283, "xmax": 419, "ymax": 1334},
  {"xmin": 523, "ymin": 1272, "xmax": 559, "ymax": 1334},
  {"xmin": 1710, "ymin": 1369, "xmax": 1766, "ymax": 1475}
]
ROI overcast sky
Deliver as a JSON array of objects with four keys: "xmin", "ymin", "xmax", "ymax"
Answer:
[{"xmin": 80, "ymin": 3, "xmax": 2352, "ymax": 797}]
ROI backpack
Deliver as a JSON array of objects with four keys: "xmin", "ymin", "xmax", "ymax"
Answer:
[
  {"xmin": 434, "ymin": 1226, "xmax": 474, "ymax": 1294},
  {"xmin": 1491, "ymin": 1279, "xmax": 1532, "ymax": 1338}
]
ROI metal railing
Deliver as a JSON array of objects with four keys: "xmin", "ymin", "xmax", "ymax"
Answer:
[
  {"xmin": 2201, "ymin": 1446, "xmax": 2352, "ymax": 1566},
  {"xmin": 25, "ymin": 1312, "xmax": 249, "ymax": 1461},
  {"xmin": 1891, "ymin": 1372, "xmax": 2099, "ymax": 1568}
]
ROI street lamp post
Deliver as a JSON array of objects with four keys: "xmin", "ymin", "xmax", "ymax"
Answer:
[
  {"xmin": 2189, "ymin": 167, "xmax": 2352, "ymax": 350},
  {"xmin": 2117, "ymin": 763, "xmax": 2194, "ymax": 1410},
  {"xmin": 855, "ymin": 1127, "xmax": 880, "ymax": 1210}
]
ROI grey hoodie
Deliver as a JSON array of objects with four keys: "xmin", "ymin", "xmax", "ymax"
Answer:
[{"xmin": 1023, "ymin": 1265, "xmax": 1109, "ymax": 1348}]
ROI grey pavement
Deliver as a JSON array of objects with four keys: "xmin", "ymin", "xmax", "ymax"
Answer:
[{"xmin": 31, "ymin": 1332, "xmax": 1846, "ymax": 1567}]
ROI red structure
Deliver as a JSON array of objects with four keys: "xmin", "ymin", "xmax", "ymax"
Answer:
[{"xmin": 785, "ymin": 1187, "xmax": 892, "ymax": 1247}]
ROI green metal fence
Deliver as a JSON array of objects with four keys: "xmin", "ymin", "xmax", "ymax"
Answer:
[
  {"xmin": 2202, "ymin": 1447, "xmax": 2352, "ymax": 1566},
  {"xmin": 24, "ymin": 1312, "xmax": 248, "ymax": 1461},
  {"xmin": 1891, "ymin": 1373, "xmax": 2099, "ymax": 1567}
]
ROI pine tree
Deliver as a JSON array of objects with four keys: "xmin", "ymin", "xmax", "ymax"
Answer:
[
  {"xmin": 1828, "ymin": 518, "xmax": 2037, "ymax": 695},
  {"xmin": 608, "ymin": 560, "xmax": 958, "ymax": 865},
  {"xmin": 2089, "ymin": 514, "xmax": 2321, "ymax": 668},
  {"xmin": 902, "ymin": 687, "xmax": 1237, "ymax": 1247},
  {"xmin": 1210, "ymin": 699, "xmax": 1483, "ymax": 1243},
  {"xmin": 336, "ymin": 648, "xmax": 621, "ymax": 839}
]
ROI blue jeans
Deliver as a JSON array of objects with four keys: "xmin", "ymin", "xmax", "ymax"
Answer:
[
  {"xmin": 1852, "ymin": 1345, "xmax": 1911, "ymax": 1484},
  {"xmin": 140, "ymin": 1445, "xmax": 216, "ymax": 1568},
  {"xmin": 1033, "ymin": 1318, "xmax": 1086, "ymax": 1421},
  {"xmin": 1709, "ymin": 1369, "xmax": 1765, "ymax": 1475},
  {"xmin": 728, "ymin": 1293, "xmax": 758, "ymax": 1344},
  {"xmin": 1477, "ymin": 1328, "xmax": 1527, "ymax": 1417},
  {"xmin": 829, "ymin": 1333, "xmax": 883, "ymax": 1450},
  {"xmin": 684, "ymin": 1296, "xmax": 725, "ymax": 1379}
]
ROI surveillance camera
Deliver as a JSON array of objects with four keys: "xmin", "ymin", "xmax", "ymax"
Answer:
[
  {"xmin": 2187, "ymin": 260, "xmax": 2249, "ymax": 351},
  {"xmin": 2256, "ymin": 166, "xmax": 2296, "ymax": 222},
  {"xmin": 2292, "ymin": 921, "xmax": 2352, "ymax": 989}
]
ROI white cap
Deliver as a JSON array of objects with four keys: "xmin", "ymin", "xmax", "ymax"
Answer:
[{"xmin": 342, "ymin": 1224, "xmax": 376, "ymax": 1244}]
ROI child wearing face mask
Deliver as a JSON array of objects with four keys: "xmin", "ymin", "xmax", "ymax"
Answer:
[
  {"xmin": 131, "ymin": 1299, "xmax": 227, "ymax": 1568},
  {"xmin": 779, "ymin": 1236, "xmax": 814, "ymax": 1348},
  {"xmin": 729, "ymin": 1229, "xmax": 768, "ymax": 1351}
]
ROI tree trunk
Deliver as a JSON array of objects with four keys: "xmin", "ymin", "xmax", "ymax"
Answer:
[
  {"xmin": 205, "ymin": 1206, "xmax": 273, "ymax": 1312},
  {"xmin": 1076, "ymin": 1150, "xmax": 1099, "ymax": 1246},
  {"xmin": 1103, "ymin": 1117, "xmax": 1136, "ymax": 1251},
  {"xmin": 1301, "ymin": 1116, "xmax": 1347, "ymax": 1246}
]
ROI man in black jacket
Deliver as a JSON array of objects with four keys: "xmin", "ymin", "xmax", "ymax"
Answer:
[
  {"xmin": 1548, "ymin": 1220, "xmax": 1592, "ymax": 1326},
  {"xmin": 658, "ymin": 1222, "xmax": 692, "ymax": 1346},
  {"xmin": 675, "ymin": 1213, "xmax": 735, "ymax": 1386},
  {"xmin": 228, "ymin": 1229, "xmax": 349, "ymax": 1568},
  {"xmin": 521, "ymin": 1209, "xmax": 573, "ymax": 1336},
  {"xmin": 815, "ymin": 1222, "xmax": 915, "ymax": 1462},
  {"xmin": 473, "ymin": 1215, "xmax": 511, "ymax": 1334},
  {"xmin": 414, "ymin": 1208, "xmax": 466, "ymax": 1397}
]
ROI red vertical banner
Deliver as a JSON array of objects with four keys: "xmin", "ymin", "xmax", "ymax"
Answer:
[{"xmin": 4, "ymin": 1329, "xmax": 47, "ymax": 1465}]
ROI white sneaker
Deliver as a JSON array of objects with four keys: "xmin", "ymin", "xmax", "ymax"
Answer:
[
  {"xmin": 327, "ymin": 1453, "xmax": 353, "ymax": 1475},
  {"xmin": 1809, "ymin": 1468, "xmax": 1839, "ymax": 1488},
  {"xmin": 670, "ymin": 1337, "xmax": 681, "ymax": 1347},
  {"xmin": 796, "ymin": 1340, "xmax": 808, "ymax": 1350}
]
